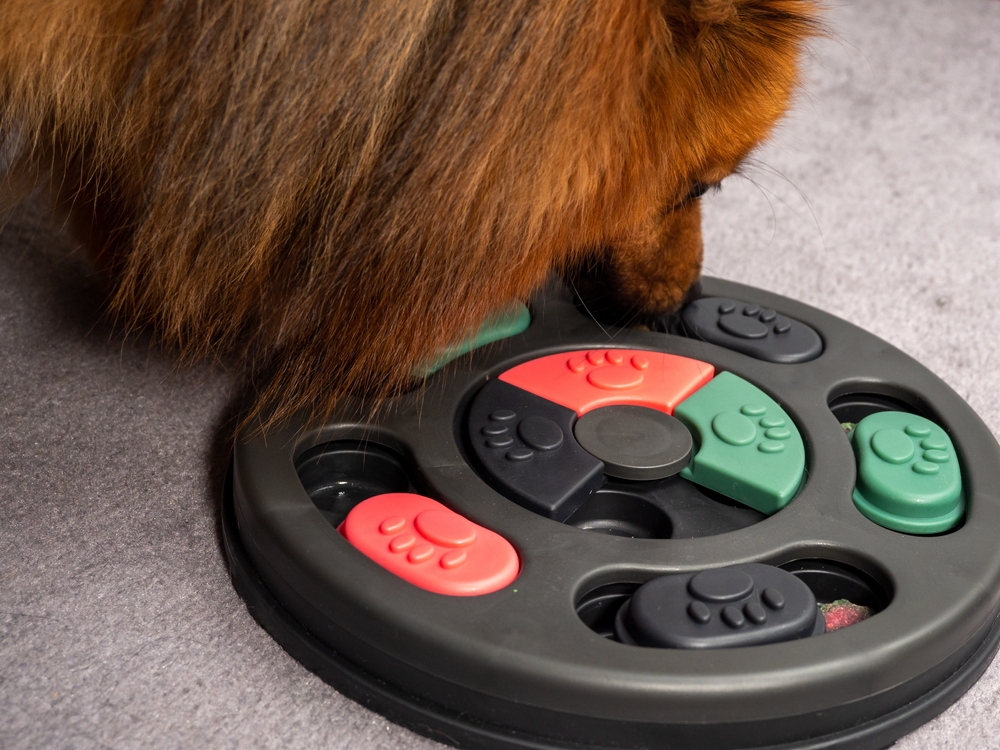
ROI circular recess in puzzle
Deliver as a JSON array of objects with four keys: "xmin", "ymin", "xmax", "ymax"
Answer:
[
  {"xmin": 295, "ymin": 441, "xmax": 412, "ymax": 526},
  {"xmin": 225, "ymin": 277, "xmax": 1000, "ymax": 750},
  {"xmin": 573, "ymin": 406, "xmax": 693, "ymax": 481},
  {"xmin": 562, "ymin": 479, "xmax": 767, "ymax": 540},
  {"xmin": 563, "ymin": 489, "xmax": 673, "ymax": 538}
]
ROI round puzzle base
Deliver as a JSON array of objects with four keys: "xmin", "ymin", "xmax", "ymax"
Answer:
[
  {"xmin": 225, "ymin": 278, "xmax": 1000, "ymax": 749},
  {"xmin": 223, "ymin": 485, "xmax": 1000, "ymax": 749}
]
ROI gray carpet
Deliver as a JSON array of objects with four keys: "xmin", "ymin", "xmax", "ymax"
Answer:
[{"xmin": 2, "ymin": 0, "xmax": 1000, "ymax": 747}]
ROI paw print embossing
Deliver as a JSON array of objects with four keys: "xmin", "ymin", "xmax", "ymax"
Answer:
[
  {"xmin": 341, "ymin": 493, "xmax": 519, "ymax": 595},
  {"xmin": 851, "ymin": 412, "xmax": 963, "ymax": 534},
  {"xmin": 498, "ymin": 349, "xmax": 713, "ymax": 416},
  {"xmin": 673, "ymin": 372, "xmax": 805, "ymax": 515}
]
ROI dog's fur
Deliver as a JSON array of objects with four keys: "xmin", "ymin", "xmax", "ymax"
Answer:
[{"xmin": 0, "ymin": 0, "xmax": 815, "ymax": 428}]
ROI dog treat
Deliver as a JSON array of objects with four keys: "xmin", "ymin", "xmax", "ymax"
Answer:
[{"xmin": 820, "ymin": 599, "xmax": 874, "ymax": 632}]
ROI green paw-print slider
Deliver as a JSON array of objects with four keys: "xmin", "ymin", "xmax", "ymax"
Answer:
[
  {"xmin": 674, "ymin": 372, "xmax": 805, "ymax": 515},
  {"xmin": 413, "ymin": 302, "xmax": 531, "ymax": 377},
  {"xmin": 851, "ymin": 411, "xmax": 963, "ymax": 534}
]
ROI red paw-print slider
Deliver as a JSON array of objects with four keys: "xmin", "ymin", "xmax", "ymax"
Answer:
[
  {"xmin": 340, "ymin": 493, "xmax": 520, "ymax": 595},
  {"xmin": 498, "ymin": 349, "xmax": 714, "ymax": 417}
]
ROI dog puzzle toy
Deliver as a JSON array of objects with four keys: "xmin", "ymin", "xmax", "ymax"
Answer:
[{"xmin": 224, "ymin": 277, "xmax": 1000, "ymax": 750}]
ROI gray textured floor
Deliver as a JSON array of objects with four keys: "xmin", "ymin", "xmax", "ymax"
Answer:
[{"xmin": 2, "ymin": 0, "xmax": 1000, "ymax": 747}]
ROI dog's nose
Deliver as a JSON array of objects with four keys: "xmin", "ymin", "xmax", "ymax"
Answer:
[{"xmin": 680, "ymin": 278, "xmax": 703, "ymax": 308}]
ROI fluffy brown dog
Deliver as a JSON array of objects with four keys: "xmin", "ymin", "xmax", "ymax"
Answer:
[{"xmin": 0, "ymin": 0, "xmax": 815, "ymax": 428}]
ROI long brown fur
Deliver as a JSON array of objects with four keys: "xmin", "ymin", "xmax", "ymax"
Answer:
[{"xmin": 0, "ymin": 0, "xmax": 816, "ymax": 429}]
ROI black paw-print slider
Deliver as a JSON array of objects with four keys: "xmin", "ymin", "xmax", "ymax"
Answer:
[
  {"xmin": 681, "ymin": 297, "xmax": 823, "ymax": 364},
  {"xmin": 614, "ymin": 563, "xmax": 824, "ymax": 649},
  {"xmin": 468, "ymin": 379, "xmax": 605, "ymax": 521}
]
